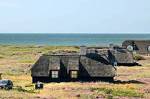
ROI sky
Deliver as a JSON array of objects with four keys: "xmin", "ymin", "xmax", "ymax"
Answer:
[{"xmin": 0, "ymin": 0, "xmax": 150, "ymax": 33}]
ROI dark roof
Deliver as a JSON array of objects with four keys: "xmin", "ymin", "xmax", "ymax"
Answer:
[
  {"xmin": 31, "ymin": 56, "xmax": 49, "ymax": 77},
  {"xmin": 49, "ymin": 56, "xmax": 60, "ymax": 70},
  {"xmin": 109, "ymin": 48, "xmax": 134, "ymax": 64},
  {"xmin": 44, "ymin": 51, "xmax": 79, "ymax": 56},
  {"xmin": 68, "ymin": 57, "xmax": 79, "ymax": 70}
]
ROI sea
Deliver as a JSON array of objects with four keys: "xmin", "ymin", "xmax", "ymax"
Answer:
[{"xmin": 0, "ymin": 33, "xmax": 150, "ymax": 46}]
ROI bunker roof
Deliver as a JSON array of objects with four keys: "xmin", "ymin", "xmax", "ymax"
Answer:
[{"xmin": 43, "ymin": 51, "xmax": 79, "ymax": 56}]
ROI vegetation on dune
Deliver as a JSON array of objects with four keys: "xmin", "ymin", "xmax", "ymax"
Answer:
[
  {"xmin": 90, "ymin": 87, "xmax": 144, "ymax": 97},
  {"xmin": 0, "ymin": 45, "xmax": 149, "ymax": 99},
  {"xmin": 133, "ymin": 54, "xmax": 145, "ymax": 61},
  {"xmin": 0, "ymin": 55, "xmax": 4, "ymax": 59}
]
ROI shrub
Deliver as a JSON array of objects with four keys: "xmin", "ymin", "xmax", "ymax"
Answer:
[
  {"xmin": 14, "ymin": 86, "xmax": 36, "ymax": 93},
  {"xmin": 133, "ymin": 54, "xmax": 145, "ymax": 61},
  {"xmin": 0, "ymin": 56, "xmax": 4, "ymax": 59}
]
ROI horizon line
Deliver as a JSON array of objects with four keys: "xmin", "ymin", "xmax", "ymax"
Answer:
[{"xmin": 0, "ymin": 33, "xmax": 150, "ymax": 34}]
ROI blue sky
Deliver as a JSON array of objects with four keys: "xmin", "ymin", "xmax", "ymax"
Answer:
[{"xmin": 0, "ymin": 0, "xmax": 150, "ymax": 33}]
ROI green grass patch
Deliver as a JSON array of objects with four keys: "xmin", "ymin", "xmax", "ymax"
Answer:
[
  {"xmin": 133, "ymin": 72, "xmax": 150, "ymax": 78},
  {"xmin": 4, "ymin": 71, "xmax": 21, "ymax": 76},
  {"xmin": 14, "ymin": 86, "xmax": 37, "ymax": 94},
  {"xmin": 19, "ymin": 59, "xmax": 35, "ymax": 63},
  {"xmin": 133, "ymin": 54, "xmax": 145, "ymax": 61},
  {"xmin": 90, "ymin": 87, "xmax": 144, "ymax": 98},
  {"xmin": 80, "ymin": 94, "xmax": 96, "ymax": 99},
  {"xmin": 0, "ymin": 55, "xmax": 4, "ymax": 59}
]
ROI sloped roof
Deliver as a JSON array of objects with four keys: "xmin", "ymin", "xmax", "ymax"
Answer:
[
  {"xmin": 49, "ymin": 56, "xmax": 60, "ymax": 70},
  {"xmin": 110, "ymin": 48, "xmax": 134, "ymax": 64},
  {"xmin": 68, "ymin": 57, "xmax": 79, "ymax": 70},
  {"xmin": 44, "ymin": 51, "xmax": 79, "ymax": 56},
  {"xmin": 31, "ymin": 56, "xmax": 49, "ymax": 77}
]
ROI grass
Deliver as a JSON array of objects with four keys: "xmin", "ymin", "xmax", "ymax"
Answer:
[
  {"xmin": 13, "ymin": 86, "xmax": 37, "ymax": 94},
  {"xmin": 0, "ymin": 55, "xmax": 4, "ymax": 59},
  {"xmin": 90, "ymin": 87, "xmax": 144, "ymax": 97},
  {"xmin": 133, "ymin": 54, "xmax": 145, "ymax": 60},
  {"xmin": 0, "ymin": 45, "xmax": 149, "ymax": 99}
]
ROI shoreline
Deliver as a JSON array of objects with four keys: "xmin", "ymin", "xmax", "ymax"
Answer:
[{"xmin": 0, "ymin": 34, "xmax": 150, "ymax": 46}]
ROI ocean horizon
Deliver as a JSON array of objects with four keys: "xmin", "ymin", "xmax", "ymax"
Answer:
[{"xmin": 0, "ymin": 33, "xmax": 150, "ymax": 46}]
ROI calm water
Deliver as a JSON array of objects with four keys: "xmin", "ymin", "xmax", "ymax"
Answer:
[{"xmin": 0, "ymin": 33, "xmax": 150, "ymax": 46}]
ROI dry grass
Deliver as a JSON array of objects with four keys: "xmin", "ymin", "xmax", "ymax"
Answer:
[{"xmin": 0, "ymin": 45, "xmax": 150, "ymax": 99}]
